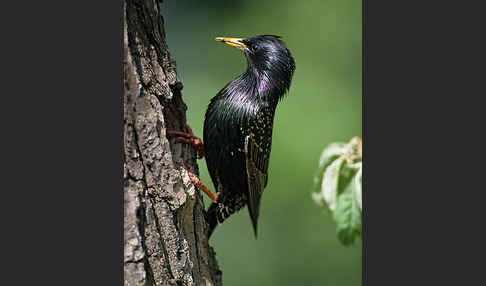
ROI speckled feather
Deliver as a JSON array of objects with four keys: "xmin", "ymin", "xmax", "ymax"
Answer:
[{"xmin": 204, "ymin": 35, "xmax": 295, "ymax": 237}]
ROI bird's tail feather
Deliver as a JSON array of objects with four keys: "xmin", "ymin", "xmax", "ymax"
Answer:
[{"xmin": 206, "ymin": 199, "xmax": 245, "ymax": 238}]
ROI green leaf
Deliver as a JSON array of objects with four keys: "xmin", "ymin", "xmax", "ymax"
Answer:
[
  {"xmin": 333, "ymin": 184, "xmax": 362, "ymax": 246},
  {"xmin": 337, "ymin": 163, "xmax": 359, "ymax": 195},
  {"xmin": 320, "ymin": 156, "xmax": 345, "ymax": 211},
  {"xmin": 354, "ymin": 165, "xmax": 362, "ymax": 211},
  {"xmin": 312, "ymin": 142, "xmax": 347, "ymax": 193}
]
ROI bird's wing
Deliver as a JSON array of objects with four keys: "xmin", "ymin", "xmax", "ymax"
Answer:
[{"xmin": 244, "ymin": 133, "xmax": 270, "ymax": 236}]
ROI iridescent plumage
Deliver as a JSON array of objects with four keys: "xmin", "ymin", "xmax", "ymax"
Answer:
[{"xmin": 205, "ymin": 35, "xmax": 295, "ymax": 237}]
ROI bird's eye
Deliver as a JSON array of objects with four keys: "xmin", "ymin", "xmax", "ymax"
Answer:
[{"xmin": 251, "ymin": 44, "xmax": 258, "ymax": 51}]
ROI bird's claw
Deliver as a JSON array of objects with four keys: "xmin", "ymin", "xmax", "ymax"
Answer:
[
  {"xmin": 178, "ymin": 158, "xmax": 217, "ymax": 203},
  {"xmin": 168, "ymin": 124, "xmax": 205, "ymax": 158}
]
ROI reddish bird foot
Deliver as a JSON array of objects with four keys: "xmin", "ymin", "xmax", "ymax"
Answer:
[
  {"xmin": 168, "ymin": 124, "xmax": 205, "ymax": 158},
  {"xmin": 179, "ymin": 159, "xmax": 217, "ymax": 203}
]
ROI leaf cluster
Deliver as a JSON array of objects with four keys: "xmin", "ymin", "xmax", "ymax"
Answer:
[{"xmin": 312, "ymin": 137, "xmax": 362, "ymax": 246}]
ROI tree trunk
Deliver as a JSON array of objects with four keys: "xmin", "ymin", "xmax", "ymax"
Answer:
[{"xmin": 123, "ymin": 1, "xmax": 222, "ymax": 285}]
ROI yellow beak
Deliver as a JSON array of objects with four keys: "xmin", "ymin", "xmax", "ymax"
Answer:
[{"xmin": 215, "ymin": 37, "xmax": 247, "ymax": 51}]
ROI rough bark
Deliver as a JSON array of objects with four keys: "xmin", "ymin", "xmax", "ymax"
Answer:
[{"xmin": 123, "ymin": 1, "xmax": 222, "ymax": 285}]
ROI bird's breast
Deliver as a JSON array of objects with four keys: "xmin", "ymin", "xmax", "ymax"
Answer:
[{"xmin": 203, "ymin": 96, "xmax": 276, "ymax": 193}]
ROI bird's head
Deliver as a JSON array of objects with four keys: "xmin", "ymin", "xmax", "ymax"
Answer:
[{"xmin": 216, "ymin": 35, "xmax": 295, "ymax": 99}]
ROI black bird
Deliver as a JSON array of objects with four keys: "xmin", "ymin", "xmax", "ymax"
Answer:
[
  {"xmin": 170, "ymin": 35, "xmax": 295, "ymax": 237},
  {"xmin": 204, "ymin": 35, "xmax": 295, "ymax": 237}
]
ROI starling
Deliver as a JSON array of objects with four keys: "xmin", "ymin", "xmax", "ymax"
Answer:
[{"xmin": 171, "ymin": 35, "xmax": 295, "ymax": 237}]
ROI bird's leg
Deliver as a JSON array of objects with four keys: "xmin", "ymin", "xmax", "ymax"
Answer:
[
  {"xmin": 167, "ymin": 124, "xmax": 205, "ymax": 158},
  {"xmin": 179, "ymin": 159, "xmax": 217, "ymax": 203}
]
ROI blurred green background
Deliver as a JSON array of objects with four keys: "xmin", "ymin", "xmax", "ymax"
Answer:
[{"xmin": 160, "ymin": 0, "xmax": 361, "ymax": 285}]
